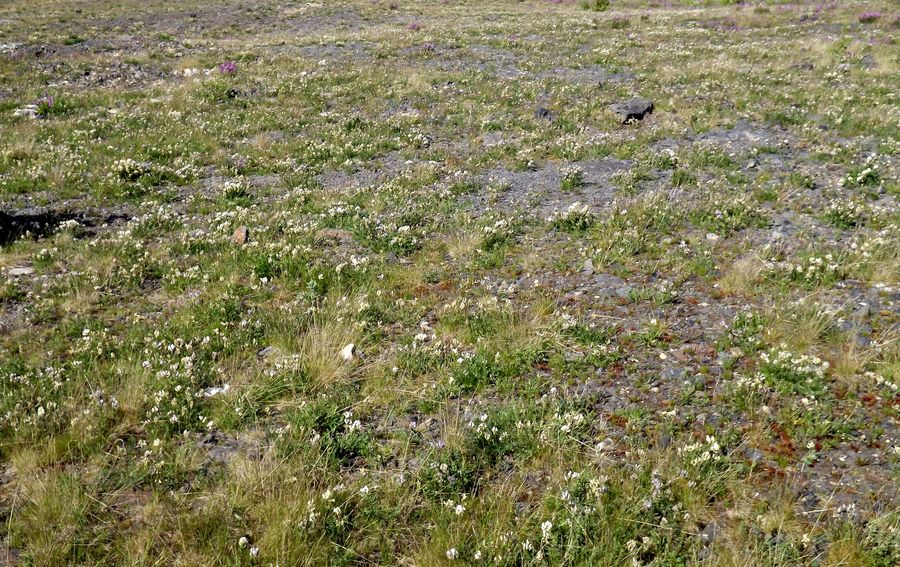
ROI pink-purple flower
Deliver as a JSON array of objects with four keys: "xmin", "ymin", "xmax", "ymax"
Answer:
[
  {"xmin": 218, "ymin": 61, "xmax": 237, "ymax": 75},
  {"xmin": 858, "ymin": 11, "xmax": 881, "ymax": 24}
]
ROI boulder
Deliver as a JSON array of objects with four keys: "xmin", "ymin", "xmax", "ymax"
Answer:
[{"xmin": 609, "ymin": 97, "xmax": 654, "ymax": 123}]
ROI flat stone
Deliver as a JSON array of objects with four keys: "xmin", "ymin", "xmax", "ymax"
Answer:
[
  {"xmin": 660, "ymin": 367, "xmax": 685, "ymax": 380},
  {"xmin": 615, "ymin": 285, "xmax": 633, "ymax": 299},
  {"xmin": 6, "ymin": 265, "xmax": 34, "ymax": 276}
]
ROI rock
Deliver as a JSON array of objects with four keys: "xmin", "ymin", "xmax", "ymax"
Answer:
[
  {"xmin": 609, "ymin": 97, "xmax": 654, "ymax": 123},
  {"xmin": 660, "ymin": 367, "xmax": 685, "ymax": 380},
  {"xmin": 534, "ymin": 106, "xmax": 552, "ymax": 120},
  {"xmin": 615, "ymin": 285, "xmax": 633, "ymax": 299},
  {"xmin": 6, "ymin": 265, "xmax": 34, "ymax": 276},
  {"xmin": 582, "ymin": 258, "xmax": 594, "ymax": 276},
  {"xmin": 798, "ymin": 488, "xmax": 819, "ymax": 511},
  {"xmin": 231, "ymin": 225, "xmax": 249, "ymax": 245},
  {"xmin": 745, "ymin": 447, "xmax": 764, "ymax": 464},
  {"xmin": 699, "ymin": 522, "xmax": 719, "ymax": 546},
  {"xmin": 199, "ymin": 384, "xmax": 231, "ymax": 398},
  {"xmin": 12, "ymin": 105, "xmax": 38, "ymax": 119},
  {"xmin": 257, "ymin": 346, "xmax": 280, "ymax": 359},
  {"xmin": 316, "ymin": 228, "xmax": 353, "ymax": 242},
  {"xmin": 836, "ymin": 319, "xmax": 854, "ymax": 334},
  {"xmin": 340, "ymin": 343, "xmax": 356, "ymax": 361},
  {"xmin": 199, "ymin": 430, "xmax": 240, "ymax": 463},
  {"xmin": 852, "ymin": 303, "xmax": 871, "ymax": 320}
]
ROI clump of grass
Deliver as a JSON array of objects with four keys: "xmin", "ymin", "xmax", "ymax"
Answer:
[
  {"xmin": 858, "ymin": 12, "xmax": 882, "ymax": 24},
  {"xmin": 560, "ymin": 166, "xmax": 584, "ymax": 192},
  {"xmin": 581, "ymin": 0, "xmax": 610, "ymax": 12}
]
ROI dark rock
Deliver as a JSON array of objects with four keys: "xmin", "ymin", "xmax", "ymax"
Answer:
[
  {"xmin": 699, "ymin": 522, "xmax": 719, "ymax": 546},
  {"xmin": 609, "ymin": 97, "xmax": 654, "ymax": 123},
  {"xmin": 798, "ymin": 488, "xmax": 820, "ymax": 511},
  {"xmin": 534, "ymin": 106, "xmax": 552, "ymax": 120}
]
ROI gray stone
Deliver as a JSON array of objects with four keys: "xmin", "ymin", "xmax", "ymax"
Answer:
[
  {"xmin": 6, "ymin": 265, "xmax": 34, "ymax": 276},
  {"xmin": 615, "ymin": 285, "xmax": 633, "ymax": 299},
  {"xmin": 699, "ymin": 522, "xmax": 719, "ymax": 546},
  {"xmin": 609, "ymin": 97, "xmax": 654, "ymax": 123},
  {"xmin": 745, "ymin": 447, "xmax": 764, "ymax": 463},
  {"xmin": 582, "ymin": 258, "xmax": 594, "ymax": 276},
  {"xmin": 661, "ymin": 367, "xmax": 685, "ymax": 381}
]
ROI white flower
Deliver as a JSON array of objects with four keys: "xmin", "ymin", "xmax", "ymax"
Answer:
[
  {"xmin": 446, "ymin": 548, "xmax": 458, "ymax": 560},
  {"xmin": 541, "ymin": 520, "xmax": 553, "ymax": 541}
]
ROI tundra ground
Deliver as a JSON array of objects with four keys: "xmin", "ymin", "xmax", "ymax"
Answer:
[{"xmin": 0, "ymin": 1, "xmax": 898, "ymax": 565}]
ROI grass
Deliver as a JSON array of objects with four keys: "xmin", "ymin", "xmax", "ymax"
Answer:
[{"xmin": 0, "ymin": 0, "xmax": 898, "ymax": 565}]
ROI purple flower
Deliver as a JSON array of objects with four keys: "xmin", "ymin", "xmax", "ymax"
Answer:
[
  {"xmin": 35, "ymin": 93, "xmax": 55, "ymax": 117},
  {"xmin": 407, "ymin": 22, "xmax": 422, "ymax": 31},
  {"xmin": 422, "ymin": 42, "xmax": 435, "ymax": 52},
  {"xmin": 218, "ymin": 61, "xmax": 237, "ymax": 75},
  {"xmin": 858, "ymin": 11, "xmax": 881, "ymax": 24},
  {"xmin": 36, "ymin": 93, "xmax": 54, "ymax": 107}
]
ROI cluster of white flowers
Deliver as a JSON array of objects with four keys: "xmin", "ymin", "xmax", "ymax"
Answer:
[
  {"xmin": 334, "ymin": 254, "xmax": 370, "ymax": 275},
  {"xmin": 443, "ymin": 495, "xmax": 468, "ymax": 516},
  {"xmin": 481, "ymin": 218, "xmax": 514, "ymax": 240},
  {"xmin": 33, "ymin": 247, "xmax": 56, "ymax": 263},
  {"xmin": 547, "ymin": 201, "xmax": 594, "ymax": 232},
  {"xmin": 342, "ymin": 410, "xmax": 362, "ymax": 432},
  {"xmin": 550, "ymin": 410, "xmax": 586, "ymax": 436},
  {"xmin": 57, "ymin": 219, "xmax": 81, "ymax": 233},
  {"xmin": 784, "ymin": 253, "xmax": 841, "ymax": 284},
  {"xmin": 560, "ymin": 166, "xmax": 584, "ymax": 190},
  {"xmin": 824, "ymin": 198, "xmax": 867, "ymax": 227},
  {"xmin": 730, "ymin": 372, "xmax": 767, "ymax": 395},
  {"xmin": 849, "ymin": 231, "xmax": 894, "ymax": 261},
  {"xmin": 371, "ymin": 220, "xmax": 421, "ymax": 253},
  {"xmin": 760, "ymin": 346, "xmax": 830, "ymax": 381},
  {"xmin": 467, "ymin": 412, "xmax": 508, "ymax": 443},
  {"xmin": 319, "ymin": 201, "xmax": 364, "ymax": 223},
  {"xmin": 868, "ymin": 371, "xmax": 898, "ymax": 394},
  {"xmin": 110, "ymin": 158, "xmax": 152, "ymax": 181},
  {"xmin": 220, "ymin": 177, "xmax": 248, "ymax": 199},
  {"xmin": 677, "ymin": 436, "xmax": 723, "ymax": 468},
  {"xmin": 0, "ymin": 365, "xmax": 67, "ymax": 432},
  {"xmin": 839, "ymin": 154, "xmax": 880, "ymax": 187}
]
